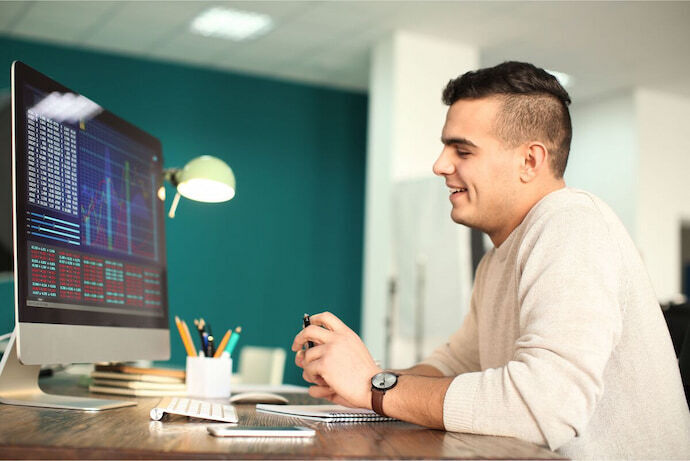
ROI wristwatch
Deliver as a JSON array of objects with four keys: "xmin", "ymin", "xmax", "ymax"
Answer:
[{"xmin": 370, "ymin": 371, "xmax": 399, "ymax": 417}]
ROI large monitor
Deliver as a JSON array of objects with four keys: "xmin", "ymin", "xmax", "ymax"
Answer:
[{"xmin": 0, "ymin": 61, "xmax": 170, "ymax": 410}]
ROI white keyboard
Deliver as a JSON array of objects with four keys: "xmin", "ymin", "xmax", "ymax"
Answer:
[{"xmin": 150, "ymin": 396, "xmax": 238, "ymax": 423}]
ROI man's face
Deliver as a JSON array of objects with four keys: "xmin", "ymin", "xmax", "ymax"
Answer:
[{"xmin": 433, "ymin": 97, "xmax": 522, "ymax": 244}]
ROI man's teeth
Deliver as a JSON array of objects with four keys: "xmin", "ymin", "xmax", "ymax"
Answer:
[{"xmin": 450, "ymin": 188, "xmax": 467, "ymax": 193}]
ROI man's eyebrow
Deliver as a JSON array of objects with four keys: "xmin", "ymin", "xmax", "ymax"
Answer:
[{"xmin": 441, "ymin": 136, "xmax": 479, "ymax": 148}]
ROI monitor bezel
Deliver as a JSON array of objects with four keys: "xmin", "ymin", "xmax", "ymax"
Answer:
[{"xmin": 11, "ymin": 61, "xmax": 170, "ymax": 335}]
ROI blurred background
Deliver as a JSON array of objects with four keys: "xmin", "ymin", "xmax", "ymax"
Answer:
[{"xmin": 0, "ymin": 1, "xmax": 688, "ymax": 384}]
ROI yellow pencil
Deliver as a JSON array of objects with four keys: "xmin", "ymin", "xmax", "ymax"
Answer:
[
  {"xmin": 213, "ymin": 329, "xmax": 232, "ymax": 358},
  {"xmin": 180, "ymin": 319, "xmax": 197, "ymax": 356},
  {"xmin": 174, "ymin": 316, "xmax": 195, "ymax": 356}
]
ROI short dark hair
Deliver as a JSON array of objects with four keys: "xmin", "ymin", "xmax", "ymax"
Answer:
[{"xmin": 442, "ymin": 61, "xmax": 572, "ymax": 178}]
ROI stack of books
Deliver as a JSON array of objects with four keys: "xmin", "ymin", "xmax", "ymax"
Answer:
[{"xmin": 88, "ymin": 364, "xmax": 187, "ymax": 397}]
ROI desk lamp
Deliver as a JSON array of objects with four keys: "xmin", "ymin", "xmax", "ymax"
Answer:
[{"xmin": 163, "ymin": 155, "xmax": 236, "ymax": 217}]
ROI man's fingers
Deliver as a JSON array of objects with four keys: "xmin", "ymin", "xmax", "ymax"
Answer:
[
  {"xmin": 291, "ymin": 325, "xmax": 332, "ymax": 351},
  {"xmin": 310, "ymin": 311, "xmax": 347, "ymax": 332},
  {"xmin": 302, "ymin": 369, "xmax": 327, "ymax": 386},
  {"xmin": 295, "ymin": 350, "xmax": 304, "ymax": 368},
  {"xmin": 331, "ymin": 394, "xmax": 357, "ymax": 408},
  {"xmin": 308, "ymin": 385, "xmax": 336, "ymax": 399},
  {"xmin": 302, "ymin": 369, "xmax": 320, "ymax": 384},
  {"xmin": 302, "ymin": 344, "xmax": 325, "ymax": 365}
]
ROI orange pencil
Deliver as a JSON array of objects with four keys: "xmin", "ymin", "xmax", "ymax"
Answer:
[
  {"xmin": 180, "ymin": 319, "xmax": 197, "ymax": 356},
  {"xmin": 174, "ymin": 316, "xmax": 196, "ymax": 356},
  {"xmin": 213, "ymin": 329, "xmax": 232, "ymax": 358}
]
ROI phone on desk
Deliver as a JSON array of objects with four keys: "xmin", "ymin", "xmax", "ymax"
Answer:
[{"xmin": 207, "ymin": 425, "xmax": 315, "ymax": 437}]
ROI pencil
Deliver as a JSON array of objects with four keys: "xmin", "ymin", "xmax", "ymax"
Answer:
[
  {"xmin": 175, "ymin": 316, "xmax": 196, "ymax": 356},
  {"xmin": 226, "ymin": 326, "xmax": 242, "ymax": 356},
  {"xmin": 180, "ymin": 318, "xmax": 198, "ymax": 356},
  {"xmin": 213, "ymin": 329, "xmax": 232, "ymax": 358}
]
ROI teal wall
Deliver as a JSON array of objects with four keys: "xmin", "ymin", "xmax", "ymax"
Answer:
[{"xmin": 0, "ymin": 37, "xmax": 367, "ymax": 385}]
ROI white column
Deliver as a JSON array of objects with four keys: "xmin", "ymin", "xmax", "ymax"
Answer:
[
  {"xmin": 635, "ymin": 89, "xmax": 690, "ymax": 301},
  {"xmin": 361, "ymin": 31, "xmax": 478, "ymax": 360}
]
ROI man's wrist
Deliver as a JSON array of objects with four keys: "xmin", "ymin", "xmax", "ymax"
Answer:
[
  {"xmin": 366, "ymin": 367, "xmax": 383, "ymax": 410},
  {"xmin": 370, "ymin": 370, "xmax": 400, "ymax": 417}
]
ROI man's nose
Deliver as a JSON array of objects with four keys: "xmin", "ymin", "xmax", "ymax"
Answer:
[{"xmin": 432, "ymin": 148, "xmax": 453, "ymax": 176}]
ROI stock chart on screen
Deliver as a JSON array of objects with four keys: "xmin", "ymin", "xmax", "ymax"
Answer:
[{"xmin": 22, "ymin": 84, "xmax": 164, "ymax": 315}]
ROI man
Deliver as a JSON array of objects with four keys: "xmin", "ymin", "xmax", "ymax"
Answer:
[{"xmin": 292, "ymin": 62, "xmax": 690, "ymax": 459}]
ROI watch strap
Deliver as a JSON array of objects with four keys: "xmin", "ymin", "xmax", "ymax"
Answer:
[{"xmin": 372, "ymin": 388, "xmax": 385, "ymax": 417}]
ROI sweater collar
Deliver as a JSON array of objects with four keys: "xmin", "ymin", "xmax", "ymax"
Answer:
[{"xmin": 491, "ymin": 187, "xmax": 570, "ymax": 261}]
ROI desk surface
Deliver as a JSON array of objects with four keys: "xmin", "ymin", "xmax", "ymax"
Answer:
[{"xmin": 0, "ymin": 373, "xmax": 564, "ymax": 460}]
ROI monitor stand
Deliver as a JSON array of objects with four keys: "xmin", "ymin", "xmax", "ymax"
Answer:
[{"xmin": 0, "ymin": 329, "xmax": 136, "ymax": 410}]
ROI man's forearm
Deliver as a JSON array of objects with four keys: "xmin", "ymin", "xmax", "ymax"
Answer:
[
  {"xmin": 380, "ymin": 374, "xmax": 454, "ymax": 429},
  {"xmin": 392, "ymin": 363, "xmax": 445, "ymax": 377}
]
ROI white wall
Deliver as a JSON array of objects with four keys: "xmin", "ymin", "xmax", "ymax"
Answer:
[
  {"xmin": 636, "ymin": 89, "xmax": 690, "ymax": 301},
  {"xmin": 567, "ymin": 88, "xmax": 690, "ymax": 301},
  {"xmin": 567, "ymin": 92, "xmax": 638, "ymax": 238}
]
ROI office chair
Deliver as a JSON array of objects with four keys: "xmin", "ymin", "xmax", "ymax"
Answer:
[
  {"xmin": 662, "ymin": 301, "xmax": 690, "ymax": 407},
  {"xmin": 235, "ymin": 346, "xmax": 286, "ymax": 385}
]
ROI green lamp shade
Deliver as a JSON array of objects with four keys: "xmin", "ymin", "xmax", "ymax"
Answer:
[{"xmin": 175, "ymin": 155, "xmax": 236, "ymax": 203}]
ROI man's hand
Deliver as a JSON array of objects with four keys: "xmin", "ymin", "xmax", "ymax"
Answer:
[{"xmin": 291, "ymin": 312, "xmax": 381, "ymax": 409}]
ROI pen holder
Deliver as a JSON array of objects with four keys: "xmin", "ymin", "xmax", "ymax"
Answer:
[{"xmin": 185, "ymin": 355, "xmax": 232, "ymax": 399}]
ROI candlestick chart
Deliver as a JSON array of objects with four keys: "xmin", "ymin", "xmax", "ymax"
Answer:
[{"xmin": 78, "ymin": 125, "xmax": 159, "ymax": 263}]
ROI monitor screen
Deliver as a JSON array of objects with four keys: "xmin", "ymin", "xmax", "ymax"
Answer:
[{"xmin": 11, "ymin": 61, "xmax": 169, "ymax": 364}]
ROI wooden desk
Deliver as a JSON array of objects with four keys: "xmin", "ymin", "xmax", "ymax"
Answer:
[{"xmin": 0, "ymin": 373, "xmax": 564, "ymax": 459}]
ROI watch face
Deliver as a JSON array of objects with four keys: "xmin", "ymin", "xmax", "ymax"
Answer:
[{"xmin": 372, "ymin": 372, "xmax": 398, "ymax": 390}]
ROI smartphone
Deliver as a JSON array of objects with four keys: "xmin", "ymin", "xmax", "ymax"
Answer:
[{"xmin": 207, "ymin": 425, "xmax": 316, "ymax": 437}]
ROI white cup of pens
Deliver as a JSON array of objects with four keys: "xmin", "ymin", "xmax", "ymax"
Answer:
[{"xmin": 175, "ymin": 316, "xmax": 241, "ymax": 399}]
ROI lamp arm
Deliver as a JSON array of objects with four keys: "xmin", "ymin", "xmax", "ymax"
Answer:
[{"xmin": 168, "ymin": 192, "xmax": 181, "ymax": 219}]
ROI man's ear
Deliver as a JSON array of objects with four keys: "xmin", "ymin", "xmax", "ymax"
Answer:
[{"xmin": 519, "ymin": 142, "xmax": 548, "ymax": 183}]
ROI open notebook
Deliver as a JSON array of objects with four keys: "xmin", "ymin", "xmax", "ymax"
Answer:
[{"xmin": 256, "ymin": 404, "xmax": 396, "ymax": 423}]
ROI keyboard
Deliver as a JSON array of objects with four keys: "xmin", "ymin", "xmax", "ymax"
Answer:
[{"xmin": 150, "ymin": 396, "xmax": 238, "ymax": 423}]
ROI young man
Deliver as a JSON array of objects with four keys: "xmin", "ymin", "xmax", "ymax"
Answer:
[{"xmin": 292, "ymin": 62, "xmax": 690, "ymax": 459}]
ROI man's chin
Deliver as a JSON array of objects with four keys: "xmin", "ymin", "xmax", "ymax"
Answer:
[
  {"xmin": 450, "ymin": 209, "xmax": 485, "ymax": 231},
  {"xmin": 450, "ymin": 210, "xmax": 472, "ymax": 227}
]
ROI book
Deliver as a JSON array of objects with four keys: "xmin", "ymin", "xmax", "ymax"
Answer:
[
  {"xmin": 95, "ymin": 364, "xmax": 185, "ymax": 379},
  {"xmin": 91, "ymin": 371, "xmax": 184, "ymax": 384},
  {"xmin": 89, "ymin": 384, "xmax": 188, "ymax": 397},
  {"xmin": 256, "ymin": 404, "xmax": 396, "ymax": 423},
  {"xmin": 91, "ymin": 378, "xmax": 186, "ymax": 391}
]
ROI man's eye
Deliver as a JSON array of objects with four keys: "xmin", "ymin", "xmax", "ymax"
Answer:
[{"xmin": 456, "ymin": 150, "xmax": 470, "ymax": 157}]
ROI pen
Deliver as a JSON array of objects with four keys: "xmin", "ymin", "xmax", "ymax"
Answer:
[
  {"xmin": 213, "ymin": 329, "xmax": 232, "ymax": 358},
  {"xmin": 194, "ymin": 319, "xmax": 206, "ymax": 352},
  {"xmin": 207, "ymin": 335, "xmax": 215, "ymax": 357},
  {"xmin": 303, "ymin": 313, "xmax": 314, "ymax": 348},
  {"xmin": 225, "ymin": 326, "xmax": 242, "ymax": 356},
  {"xmin": 201, "ymin": 331, "xmax": 209, "ymax": 357}
]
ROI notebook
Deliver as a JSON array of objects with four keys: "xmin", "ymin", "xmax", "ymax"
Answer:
[
  {"xmin": 91, "ymin": 371, "xmax": 184, "ymax": 384},
  {"xmin": 91, "ymin": 378, "xmax": 186, "ymax": 391},
  {"xmin": 256, "ymin": 404, "xmax": 396, "ymax": 422},
  {"xmin": 89, "ymin": 384, "xmax": 188, "ymax": 397}
]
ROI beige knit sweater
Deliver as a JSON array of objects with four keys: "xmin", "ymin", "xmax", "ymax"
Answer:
[{"xmin": 422, "ymin": 188, "xmax": 690, "ymax": 459}]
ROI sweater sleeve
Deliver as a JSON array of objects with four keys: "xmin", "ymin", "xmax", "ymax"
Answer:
[{"xmin": 442, "ymin": 207, "xmax": 624, "ymax": 450}]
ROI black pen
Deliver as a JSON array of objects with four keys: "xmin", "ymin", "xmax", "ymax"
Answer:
[
  {"xmin": 207, "ymin": 335, "xmax": 215, "ymax": 357},
  {"xmin": 194, "ymin": 319, "xmax": 206, "ymax": 352},
  {"xmin": 302, "ymin": 313, "xmax": 315, "ymax": 348}
]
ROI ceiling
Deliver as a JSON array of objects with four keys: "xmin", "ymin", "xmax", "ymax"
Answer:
[{"xmin": 0, "ymin": 1, "xmax": 689, "ymax": 102}]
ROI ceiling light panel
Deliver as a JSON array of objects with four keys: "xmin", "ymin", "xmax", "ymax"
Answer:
[{"xmin": 190, "ymin": 7, "xmax": 273, "ymax": 41}]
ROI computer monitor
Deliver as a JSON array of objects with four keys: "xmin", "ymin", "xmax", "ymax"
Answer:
[{"xmin": 0, "ymin": 61, "xmax": 170, "ymax": 410}]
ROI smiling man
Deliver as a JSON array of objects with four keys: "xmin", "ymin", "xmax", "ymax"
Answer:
[{"xmin": 292, "ymin": 62, "xmax": 690, "ymax": 459}]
